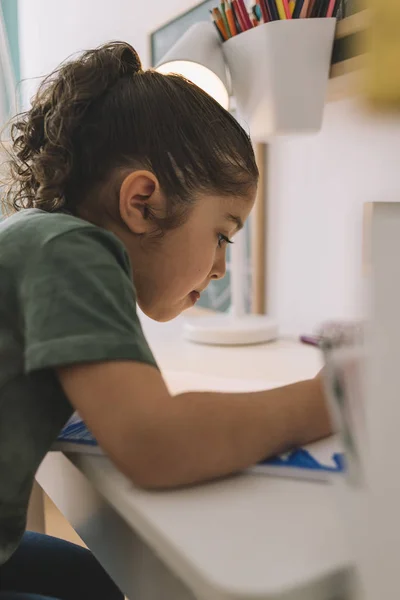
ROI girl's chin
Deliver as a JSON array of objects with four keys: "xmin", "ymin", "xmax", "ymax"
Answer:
[{"xmin": 138, "ymin": 292, "xmax": 199, "ymax": 322}]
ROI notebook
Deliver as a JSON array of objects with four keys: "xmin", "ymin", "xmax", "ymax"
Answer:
[
  {"xmin": 250, "ymin": 436, "xmax": 345, "ymax": 481},
  {"xmin": 53, "ymin": 370, "xmax": 345, "ymax": 481}
]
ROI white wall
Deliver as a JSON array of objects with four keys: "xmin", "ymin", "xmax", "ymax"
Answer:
[
  {"xmin": 267, "ymin": 98, "xmax": 400, "ymax": 335},
  {"xmin": 18, "ymin": 0, "xmax": 196, "ymax": 106}
]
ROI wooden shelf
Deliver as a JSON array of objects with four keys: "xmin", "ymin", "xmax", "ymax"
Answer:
[
  {"xmin": 335, "ymin": 8, "xmax": 369, "ymax": 39},
  {"xmin": 327, "ymin": 9, "xmax": 369, "ymax": 102},
  {"xmin": 327, "ymin": 55, "xmax": 366, "ymax": 102}
]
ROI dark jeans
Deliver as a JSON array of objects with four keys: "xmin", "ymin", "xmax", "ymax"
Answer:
[{"xmin": 0, "ymin": 531, "xmax": 124, "ymax": 600}]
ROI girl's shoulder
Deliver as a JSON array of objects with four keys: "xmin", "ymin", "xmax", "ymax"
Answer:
[
  {"xmin": 0, "ymin": 208, "xmax": 131, "ymax": 278},
  {"xmin": 2, "ymin": 207, "xmax": 96, "ymax": 241}
]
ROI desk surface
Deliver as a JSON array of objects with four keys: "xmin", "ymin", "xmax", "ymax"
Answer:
[
  {"xmin": 42, "ymin": 313, "xmax": 353, "ymax": 600},
  {"xmin": 140, "ymin": 310, "xmax": 322, "ymax": 384}
]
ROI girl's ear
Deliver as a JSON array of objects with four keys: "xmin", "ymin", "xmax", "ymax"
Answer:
[{"xmin": 119, "ymin": 170, "xmax": 165, "ymax": 234}]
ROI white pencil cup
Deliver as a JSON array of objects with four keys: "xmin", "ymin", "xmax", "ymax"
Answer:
[{"xmin": 222, "ymin": 18, "xmax": 336, "ymax": 139}]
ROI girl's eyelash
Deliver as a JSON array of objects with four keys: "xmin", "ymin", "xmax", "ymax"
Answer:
[{"xmin": 217, "ymin": 233, "xmax": 233, "ymax": 248}]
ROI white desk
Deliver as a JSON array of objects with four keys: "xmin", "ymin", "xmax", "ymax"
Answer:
[{"xmin": 37, "ymin": 314, "xmax": 353, "ymax": 600}]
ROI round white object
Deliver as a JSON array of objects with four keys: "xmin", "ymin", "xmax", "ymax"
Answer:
[{"xmin": 183, "ymin": 314, "xmax": 278, "ymax": 346}]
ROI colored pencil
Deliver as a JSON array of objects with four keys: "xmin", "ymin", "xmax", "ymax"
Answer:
[
  {"xmin": 210, "ymin": 10, "xmax": 225, "ymax": 40},
  {"xmin": 211, "ymin": 19, "xmax": 225, "ymax": 40},
  {"xmin": 317, "ymin": 0, "xmax": 328, "ymax": 16},
  {"xmin": 282, "ymin": 0, "xmax": 292, "ymax": 18},
  {"xmin": 312, "ymin": 0, "xmax": 321, "ymax": 16},
  {"xmin": 257, "ymin": 0, "xmax": 270, "ymax": 21},
  {"xmin": 326, "ymin": 0, "xmax": 336, "ymax": 16},
  {"xmin": 315, "ymin": 0, "xmax": 326, "ymax": 16},
  {"xmin": 233, "ymin": 0, "xmax": 247, "ymax": 29},
  {"xmin": 220, "ymin": 2, "xmax": 232, "ymax": 36},
  {"xmin": 252, "ymin": 16, "xmax": 259, "ymax": 25},
  {"xmin": 332, "ymin": 0, "xmax": 341, "ymax": 16},
  {"xmin": 212, "ymin": 8, "xmax": 229, "ymax": 39},
  {"xmin": 309, "ymin": 0, "xmax": 317, "ymax": 14},
  {"xmin": 289, "ymin": 0, "xmax": 295, "ymax": 15},
  {"xmin": 275, "ymin": 0, "xmax": 287, "ymax": 19},
  {"xmin": 232, "ymin": 0, "xmax": 246, "ymax": 30},
  {"xmin": 230, "ymin": 0, "xmax": 242, "ymax": 31},
  {"xmin": 225, "ymin": 0, "xmax": 237, "ymax": 35},
  {"xmin": 237, "ymin": 0, "xmax": 253, "ymax": 29},
  {"xmin": 300, "ymin": 335, "xmax": 322, "ymax": 347},
  {"xmin": 266, "ymin": 0, "xmax": 280, "ymax": 19},
  {"xmin": 321, "ymin": 0, "xmax": 330, "ymax": 16},
  {"xmin": 292, "ymin": 0, "xmax": 305, "ymax": 17},
  {"xmin": 307, "ymin": 0, "xmax": 317, "ymax": 16},
  {"xmin": 300, "ymin": 0, "xmax": 310, "ymax": 16},
  {"xmin": 262, "ymin": 0, "xmax": 272, "ymax": 20}
]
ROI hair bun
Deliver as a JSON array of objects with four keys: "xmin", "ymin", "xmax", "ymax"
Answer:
[
  {"xmin": 115, "ymin": 43, "xmax": 142, "ymax": 76},
  {"xmin": 104, "ymin": 42, "xmax": 142, "ymax": 77}
]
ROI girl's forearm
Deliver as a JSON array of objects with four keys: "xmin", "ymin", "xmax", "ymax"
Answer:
[{"xmin": 133, "ymin": 377, "xmax": 332, "ymax": 488}]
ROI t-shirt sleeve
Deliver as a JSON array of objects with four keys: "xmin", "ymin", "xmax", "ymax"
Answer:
[{"xmin": 20, "ymin": 226, "xmax": 158, "ymax": 373}]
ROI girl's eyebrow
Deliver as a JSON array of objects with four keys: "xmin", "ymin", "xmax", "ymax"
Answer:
[{"xmin": 226, "ymin": 214, "xmax": 243, "ymax": 232}]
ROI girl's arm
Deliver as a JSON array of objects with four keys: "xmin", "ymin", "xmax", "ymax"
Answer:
[{"xmin": 57, "ymin": 362, "xmax": 331, "ymax": 489}]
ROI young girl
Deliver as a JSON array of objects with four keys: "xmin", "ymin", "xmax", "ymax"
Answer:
[{"xmin": 0, "ymin": 42, "xmax": 331, "ymax": 600}]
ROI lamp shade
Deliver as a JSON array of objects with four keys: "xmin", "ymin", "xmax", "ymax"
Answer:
[{"xmin": 155, "ymin": 22, "xmax": 230, "ymax": 109}]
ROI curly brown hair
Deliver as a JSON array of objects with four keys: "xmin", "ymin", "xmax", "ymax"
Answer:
[{"xmin": 1, "ymin": 41, "xmax": 258, "ymax": 228}]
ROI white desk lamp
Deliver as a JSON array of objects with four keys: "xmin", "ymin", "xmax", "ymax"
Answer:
[
  {"xmin": 156, "ymin": 22, "xmax": 278, "ymax": 345},
  {"xmin": 156, "ymin": 22, "xmax": 230, "ymax": 110}
]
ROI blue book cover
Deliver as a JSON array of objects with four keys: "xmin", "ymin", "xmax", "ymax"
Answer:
[
  {"xmin": 53, "ymin": 412, "xmax": 101, "ymax": 454},
  {"xmin": 250, "ymin": 445, "xmax": 345, "ymax": 481}
]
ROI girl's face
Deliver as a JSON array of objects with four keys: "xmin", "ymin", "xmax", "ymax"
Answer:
[{"xmin": 115, "ymin": 172, "xmax": 255, "ymax": 322}]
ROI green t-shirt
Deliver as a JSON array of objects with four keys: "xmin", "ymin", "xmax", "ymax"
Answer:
[{"xmin": 0, "ymin": 208, "xmax": 157, "ymax": 565}]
